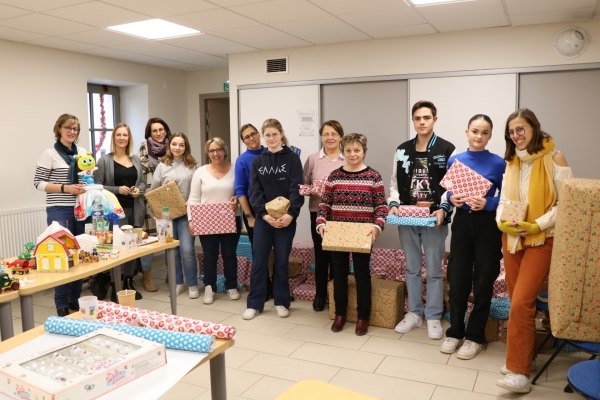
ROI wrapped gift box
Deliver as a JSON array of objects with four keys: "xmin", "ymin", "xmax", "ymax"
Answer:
[
  {"xmin": 265, "ymin": 196, "xmax": 290, "ymax": 219},
  {"xmin": 305, "ymin": 273, "xmax": 316, "ymax": 285},
  {"xmin": 299, "ymin": 184, "xmax": 312, "ymax": 196},
  {"xmin": 370, "ymin": 248, "xmax": 399, "ymax": 276},
  {"xmin": 144, "ymin": 180, "xmax": 187, "ymax": 219},
  {"xmin": 236, "ymin": 235, "xmax": 253, "ymax": 261},
  {"xmin": 492, "ymin": 273, "xmax": 508, "ymax": 299},
  {"xmin": 489, "ymin": 297, "xmax": 510, "ymax": 320},
  {"xmin": 500, "ymin": 200, "xmax": 528, "ymax": 223},
  {"xmin": 397, "ymin": 205, "xmax": 431, "ymax": 218},
  {"xmin": 386, "ymin": 215, "xmax": 437, "ymax": 227},
  {"xmin": 440, "ymin": 160, "xmax": 493, "ymax": 208},
  {"xmin": 189, "ymin": 202, "xmax": 236, "ymax": 236},
  {"xmin": 197, "ymin": 253, "xmax": 250, "ymax": 285},
  {"xmin": 268, "ymin": 252, "xmax": 303, "ymax": 278},
  {"xmin": 322, "ymin": 221, "xmax": 373, "ymax": 253},
  {"xmin": 198, "ymin": 274, "xmax": 244, "ymax": 292},
  {"xmin": 499, "ymin": 319, "xmax": 508, "ymax": 342},
  {"xmin": 328, "ymin": 276, "xmax": 404, "ymax": 329},
  {"xmin": 290, "ymin": 242, "xmax": 315, "ymax": 274},
  {"xmin": 0, "ymin": 328, "xmax": 165, "ymax": 400},
  {"xmin": 416, "ymin": 201, "xmax": 432, "ymax": 208},
  {"xmin": 466, "ymin": 315, "xmax": 499, "ymax": 342},
  {"xmin": 550, "ymin": 178, "xmax": 600, "ymax": 342},
  {"xmin": 293, "ymin": 282, "xmax": 316, "ymax": 301},
  {"xmin": 312, "ymin": 176, "xmax": 327, "ymax": 197},
  {"xmin": 289, "ymin": 274, "xmax": 306, "ymax": 293}
]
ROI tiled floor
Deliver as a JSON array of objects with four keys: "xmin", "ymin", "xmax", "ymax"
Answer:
[{"xmin": 6, "ymin": 258, "xmax": 582, "ymax": 400}]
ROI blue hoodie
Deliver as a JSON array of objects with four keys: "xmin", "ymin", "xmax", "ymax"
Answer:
[{"xmin": 250, "ymin": 145, "xmax": 304, "ymax": 219}]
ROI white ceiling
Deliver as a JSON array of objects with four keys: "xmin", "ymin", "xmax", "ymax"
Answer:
[{"xmin": 0, "ymin": 0, "xmax": 598, "ymax": 71}]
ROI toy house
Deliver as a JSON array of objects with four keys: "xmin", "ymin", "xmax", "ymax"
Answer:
[{"xmin": 34, "ymin": 230, "xmax": 81, "ymax": 272}]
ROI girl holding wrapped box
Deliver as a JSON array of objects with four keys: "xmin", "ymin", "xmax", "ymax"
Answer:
[
  {"xmin": 151, "ymin": 133, "xmax": 199, "ymax": 298},
  {"xmin": 440, "ymin": 114, "xmax": 505, "ymax": 359},
  {"xmin": 303, "ymin": 120, "xmax": 346, "ymax": 312},
  {"xmin": 243, "ymin": 119, "xmax": 304, "ymax": 320},
  {"xmin": 495, "ymin": 109, "xmax": 572, "ymax": 394},
  {"xmin": 95, "ymin": 123, "xmax": 146, "ymax": 301},
  {"xmin": 316, "ymin": 133, "xmax": 388, "ymax": 336},
  {"xmin": 188, "ymin": 137, "xmax": 241, "ymax": 304}
]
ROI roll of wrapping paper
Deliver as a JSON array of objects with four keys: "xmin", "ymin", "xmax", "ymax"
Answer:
[
  {"xmin": 44, "ymin": 316, "xmax": 215, "ymax": 353},
  {"xmin": 96, "ymin": 301, "xmax": 236, "ymax": 340}
]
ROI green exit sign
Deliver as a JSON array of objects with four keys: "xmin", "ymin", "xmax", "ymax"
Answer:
[{"xmin": 223, "ymin": 81, "xmax": 229, "ymax": 92}]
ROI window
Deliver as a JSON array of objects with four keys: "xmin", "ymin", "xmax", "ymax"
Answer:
[
  {"xmin": 87, "ymin": 84, "xmax": 121, "ymax": 159},
  {"xmin": 47, "ymin": 243, "xmax": 55, "ymax": 252}
]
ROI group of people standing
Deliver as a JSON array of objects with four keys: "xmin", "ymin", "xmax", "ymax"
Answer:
[{"xmin": 35, "ymin": 99, "xmax": 571, "ymax": 394}]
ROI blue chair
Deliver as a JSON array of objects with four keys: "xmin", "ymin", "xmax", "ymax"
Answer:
[
  {"xmin": 535, "ymin": 292, "xmax": 553, "ymax": 352},
  {"xmin": 567, "ymin": 360, "xmax": 600, "ymax": 399}
]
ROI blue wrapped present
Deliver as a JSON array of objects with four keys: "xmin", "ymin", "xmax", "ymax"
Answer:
[
  {"xmin": 236, "ymin": 236, "xmax": 253, "ymax": 261},
  {"xmin": 489, "ymin": 297, "xmax": 510, "ymax": 320},
  {"xmin": 199, "ymin": 274, "xmax": 244, "ymax": 292},
  {"xmin": 386, "ymin": 215, "xmax": 437, "ymax": 227}
]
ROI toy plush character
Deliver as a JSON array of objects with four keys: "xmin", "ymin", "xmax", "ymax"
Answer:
[{"xmin": 76, "ymin": 152, "xmax": 98, "ymax": 185}]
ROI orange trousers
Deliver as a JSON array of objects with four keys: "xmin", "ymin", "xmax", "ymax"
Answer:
[{"xmin": 503, "ymin": 234, "xmax": 554, "ymax": 376}]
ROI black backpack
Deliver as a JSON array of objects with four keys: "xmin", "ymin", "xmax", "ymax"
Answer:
[{"xmin": 90, "ymin": 271, "xmax": 112, "ymax": 300}]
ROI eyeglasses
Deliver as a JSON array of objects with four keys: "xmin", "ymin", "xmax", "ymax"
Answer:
[
  {"xmin": 62, "ymin": 126, "xmax": 79, "ymax": 132},
  {"xmin": 322, "ymin": 132, "xmax": 339, "ymax": 138},
  {"xmin": 208, "ymin": 148, "xmax": 223, "ymax": 154},
  {"xmin": 151, "ymin": 128, "xmax": 166, "ymax": 134},
  {"xmin": 242, "ymin": 131, "xmax": 258, "ymax": 141},
  {"xmin": 506, "ymin": 126, "xmax": 526, "ymax": 138}
]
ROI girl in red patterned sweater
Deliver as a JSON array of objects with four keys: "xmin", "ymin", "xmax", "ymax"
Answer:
[{"xmin": 316, "ymin": 133, "xmax": 388, "ymax": 336}]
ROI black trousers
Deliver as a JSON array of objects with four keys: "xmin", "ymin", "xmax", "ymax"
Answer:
[
  {"xmin": 331, "ymin": 251, "xmax": 372, "ymax": 320},
  {"xmin": 310, "ymin": 212, "xmax": 333, "ymax": 299},
  {"xmin": 446, "ymin": 208, "xmax": 502, "ymax": 344}
]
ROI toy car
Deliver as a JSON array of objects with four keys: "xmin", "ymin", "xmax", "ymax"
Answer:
[
  {"xmin": 7, "ymin": 260, "xmax": 33, "ymax": 275},
  {"xmin": 0, "ymin": 272, "xmax": 20, "ymax": 293}
]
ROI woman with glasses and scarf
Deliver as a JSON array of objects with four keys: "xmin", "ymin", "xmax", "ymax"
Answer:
[
  {"xmin": 495, "ymin": 109, "xmax": 572, "ymax": 394},
  {"xmin": 138, "ymin": 117, "xmax": 172, "ymax": 292},
  {"xmin": 34, "ymin": 113, "xmax": 90, "ymax": 317}
]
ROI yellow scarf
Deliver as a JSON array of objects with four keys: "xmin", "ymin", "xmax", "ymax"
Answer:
[{"xmin": 505, "ymin": 138, "xmax": 556, "ymax": 252}]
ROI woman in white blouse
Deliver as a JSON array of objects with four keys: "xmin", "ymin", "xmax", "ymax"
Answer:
[{"xmin": 188, "ymin": 138, "xmax": 240, "ymax": 304}]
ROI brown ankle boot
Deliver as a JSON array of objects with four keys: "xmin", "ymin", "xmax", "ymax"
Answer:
[{"xmin": 143, "ymin": 271, "xmax": 158, "ymax": 292}]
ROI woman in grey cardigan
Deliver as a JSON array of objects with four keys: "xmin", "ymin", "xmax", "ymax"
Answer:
[{"xmin": 95, "ymin": 123, "xmax": 146, "ymax": 301}]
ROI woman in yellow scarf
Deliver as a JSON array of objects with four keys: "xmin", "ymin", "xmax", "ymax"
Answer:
[{"xmin": 495, "ymin": 109, "xmax": 572, "ymax": 394}]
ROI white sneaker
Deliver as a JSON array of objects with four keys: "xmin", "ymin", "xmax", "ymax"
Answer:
[
  {"xmin": 394, "ymin": 312, "xmax": 423, "ymax": 333},
  {"xmin": 440, "ymin": 337, "xmax": 463, "ymax": 354},
  {"xmin": 242, "ymin": 308, "xmax": 260, "ymax": 320},
  {"xmin": 227, "ymin": 289, "xmax": 240, "ymax": 300},
  {"xmin": 275, "ymin": 305, "xmax": 290, "ymax": 318},
  {"xmin": 173, "ymin": 284, "xmax": 185, "ymax": 297},
  {"xmin": 496, "ymin": 373, "xmax": 531, "ymax": 393},
  {"xmin": 501, "ymin": 359, "xmax": 537, "ymax": 375},
  {"xmin": 427, "ymin": 319, "xmax": 443, "ymax": 339},
  {"xmin": 457, "ymin": 340, "xmax": 482, "ymax": 360},
  {"xmin": 203, "ymin": 286, "xmax": 214, "ymax": 304},
  {"xmin": 188, "ymin": 285, "xmax": 200, "ymax": 299}
]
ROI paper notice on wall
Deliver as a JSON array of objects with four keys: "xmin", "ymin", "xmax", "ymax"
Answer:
[{"xmin": 298, "ymin": 110, "xmax": 317, "ymax": 137}]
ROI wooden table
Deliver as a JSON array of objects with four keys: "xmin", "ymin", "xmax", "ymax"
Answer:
[
  {"xmin": 0, "ymin": 313, "xmax": 235, "ymax": 400},
  {"xmin": 276, "ymin": 380, "xmax": 378, "ymax": 400},
  {"xmin": 16, "ymin": 240, "xmax": 180, "ymax": 332},
  {"xmin": 0, "ymin": 290, "xmax": 18, "ymax": 341}
]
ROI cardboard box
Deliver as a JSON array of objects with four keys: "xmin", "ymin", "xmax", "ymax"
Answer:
[
  {"xmin": 189, "ymin": 202, "xmax": 236, "ymax": 236},
  {"xmin": 440, "ymin": 160, "xmax": 493, "ymax": 208},
  {"xmin": 549, "ymin": 178, "xmax": 600, "ymax": 342},
  {"xmin": 144, "ymin": 180, "xmax": 187, "ymax": 219},
  {"xmin": 265, "ymin": 196, "xmax": 290, "ymax": 219},
  {"xmin": 500, "ymin": 200, "xmax": 528, "ymax": 223},
  {"xmin": 322, "ymin": 221, "xmax": 373, "ymax": 253},
  {"xmin": 328, "ymin": 276, "xmax": 404, "ymax": 329},
  {"xmin": 268, "ymin": 252, "xmax": 303, "ymax": 278},
  {"xmin": 0, "ymin": 328, "xmax": 165, "ymax": 400}
]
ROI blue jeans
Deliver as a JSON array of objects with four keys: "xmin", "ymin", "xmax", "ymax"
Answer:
[
  {"xmin": 247, "ymin": 218, "xmax": 296, "ymax": 310},
  {"xmin": 172, "ymin": 215, "xmax": 198, "ymax": 286},
  {"xmin": 199, "ymin": 217, "xmax": 241, "ymax": 291},
  {"xmin": 46, "ymin": 206, "xmax": 88, "ymax": 309},
  {"xmin": 398, "ymin": 224, "xmax": 448, "ymax": 320}
]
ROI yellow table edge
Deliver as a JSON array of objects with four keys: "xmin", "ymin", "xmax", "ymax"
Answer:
[
  {"xmin": 0, "ymin": 291, "xmax": 19, "ymax": 303},
  {"xmin": 276, "ymin": 380, "xmax": 378, "ymax": 400}
]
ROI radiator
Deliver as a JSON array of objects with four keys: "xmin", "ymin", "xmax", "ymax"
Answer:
[{"xmin": 0, "ymin": 206, "xmax": 47, "ymax": 259}]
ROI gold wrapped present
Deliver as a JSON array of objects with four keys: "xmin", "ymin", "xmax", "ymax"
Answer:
[
  {"xmin": 265, "ymin": 196, "xmax": 290, "ymax": 219},
  {"xmin": 144, "ymin": 180, "xmax": 187, "ymax": 219},
  {"xmin": 466, "ymin": 315, "xmax": 499, "ymax": 342},
  {"xmin": 268, "ymin": 252, "xmax": 303, "ymax": 278},
  {"xmin": 322, "ymin": 221, "xmax": 373, "ymax": 253},
  {"xmin": 328, "ymin": 276, "xmax": 404, "ymax": 329},
  {"xmin": 549, "ymin": 178, "xmax": 600, "ymax": 342},
  {"xmin": 500, "ymin": 200, "xmax": 528, "ymax": 223}
]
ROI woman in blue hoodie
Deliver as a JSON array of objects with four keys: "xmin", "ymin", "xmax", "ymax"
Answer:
[{"xmin": 243, "ymin": 118, "xmax": 304, "ymax": 320}]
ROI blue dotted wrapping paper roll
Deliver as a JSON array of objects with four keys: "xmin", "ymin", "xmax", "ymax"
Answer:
[
  {"xmin": 386, "ymin": 215, "xmax": 437, "ymax": 227},
  {"xmin": 44, "ymin": 316, "xmax": 216, "ymax": 353}
]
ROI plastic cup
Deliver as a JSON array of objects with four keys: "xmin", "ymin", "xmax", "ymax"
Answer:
[
  {"xmin": 78, "ymin": 296, "xmax": 98, "ymax": 320},
  {"xmin": 134, "ymin": 228, "xmax": 144, "ymax": 241},
  {"xmin": 117, "ymin": 290, "xmax": 136, "ymax": 307},
  {"xmin": 84, "ymin": 223, "xmax": 94, "ymax": 235}
]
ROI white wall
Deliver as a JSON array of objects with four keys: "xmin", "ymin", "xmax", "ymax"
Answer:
[
  {"xmin": 228, "ymin": 20, "xmax": 600, "ymax": 158},
  {"xmin": 0, "ymin": 39, "xmax": 188, "ymax": 212},
  {"xmin": 120, "ymin": 84, "xmax": 149, "ymax": 150}
]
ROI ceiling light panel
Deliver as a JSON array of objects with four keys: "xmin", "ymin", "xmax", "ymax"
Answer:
[
  {"xmin": 411, "ymin": 0, "xmax": 475, "ymax": 6},
  {"xmin": 107, "ymin": 19, "xmax": 201, "ymax": 40}
]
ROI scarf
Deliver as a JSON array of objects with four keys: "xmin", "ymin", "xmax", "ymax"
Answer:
[
  {"xmin": 505, "ymin": 138, "xmax": 556, "ymax": 252},
  {"xmin": 146, "ymin": 137, "xmax": 169, "ymax": 172},
  {"xmin": 54, "ymin": 141, "xmax": 80, "ymax": 184}
]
